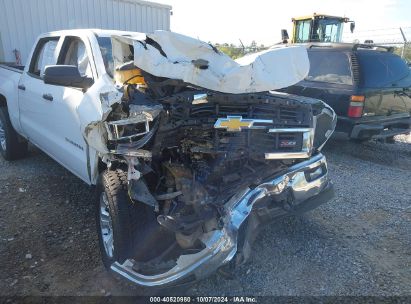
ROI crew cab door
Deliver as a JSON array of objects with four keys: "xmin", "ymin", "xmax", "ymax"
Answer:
[
  {"xmin": 19, "ymin": 36, "xmax": 62, "ymax": 150},
  {"xmin": 19, "ymin": 34, "xmax": 96, "ymax": 183}
]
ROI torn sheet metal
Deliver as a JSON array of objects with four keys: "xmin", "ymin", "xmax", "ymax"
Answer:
[
  {"xmin": 112, "ymin": 31, "xmax": 310, "ymax": 94},
  {"xmin": 77, "ymin": 74, "xmax": 122, "ymax": 154},
  {"xmin": 128, "ymin": 104, "xmax": 162, "ymax": 122}
]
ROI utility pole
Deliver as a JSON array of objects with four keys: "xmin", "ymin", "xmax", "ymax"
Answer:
[
  {"xmin": 239, "ymin": 39, "xmax": 245, "ymax": 55},
  {"xmin": 399, "ymin": 27, "xmax": 407, "ymax": 58}
]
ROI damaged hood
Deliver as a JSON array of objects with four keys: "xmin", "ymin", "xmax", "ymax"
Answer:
[{"xmin": 112, "ymin": 31, "xmax": 309, "ymax": 94}]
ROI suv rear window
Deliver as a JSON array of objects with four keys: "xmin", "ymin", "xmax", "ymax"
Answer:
[
  {"xmin": 306, "ymin": 51, "xmax": 353, "ymax": 85},
  {"xmin": 357, "ymin": 51, "xmax": 410, "ymax": 87}
]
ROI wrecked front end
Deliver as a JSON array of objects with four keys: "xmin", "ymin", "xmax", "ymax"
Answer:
[{"xmin": 87, "ymin": 31, "xmax": 336, "ymax": 287}]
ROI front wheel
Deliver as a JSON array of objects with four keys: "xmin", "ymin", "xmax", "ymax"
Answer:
[{"xmin": 96, "ymin": 169, "xmax": 158, "ymax": 269}]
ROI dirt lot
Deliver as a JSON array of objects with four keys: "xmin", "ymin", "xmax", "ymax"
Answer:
[{"xmin": 0, "ymin": 134, "xmax": 410, "ymax": 296}]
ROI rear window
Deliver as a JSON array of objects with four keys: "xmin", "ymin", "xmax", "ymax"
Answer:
[
  {"xmin": 29, "ymin": 37, "xmax": 59, "ymax": 78},
  {"xmin": 357, "ymin": 51, "xmax": 410, "ymax": 87},
  {"xmin": 306, "ymin": 51, "xmax": 353, "ymax": 85}
]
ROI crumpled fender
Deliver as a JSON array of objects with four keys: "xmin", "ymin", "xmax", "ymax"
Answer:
[{"xmin": 76, "ymin": 74, "xmax": 122, "ymax": 154}]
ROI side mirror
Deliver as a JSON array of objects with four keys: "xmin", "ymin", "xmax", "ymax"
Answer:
[
  {"xmin": 350, "ymin": 22, "xmax": 355, "ymax": 33},
  {"xmin": 281, "ymin": 29, "xmax": 289, "ymax": 43},
  {"xmin": 43, "ymin": 65, "xmax": 93, "ymax": 90}
]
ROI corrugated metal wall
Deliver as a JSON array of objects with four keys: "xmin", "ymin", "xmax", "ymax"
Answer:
[{"xmin": 0, "ymin": 0, "xmax": 171, "ymax": 63}]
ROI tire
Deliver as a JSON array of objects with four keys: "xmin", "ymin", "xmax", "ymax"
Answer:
[
  {"xmin": 0, "ymin": 107, "xmax": 28, "ymax": 160},
  {"xmin": 95, "ymin": 169, "xmax": 150, "ymax": 269}
]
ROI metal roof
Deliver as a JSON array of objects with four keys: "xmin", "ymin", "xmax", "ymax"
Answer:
[{"xmin": 120, "ymin": 0, "xmax": 172, "ymax": 10}]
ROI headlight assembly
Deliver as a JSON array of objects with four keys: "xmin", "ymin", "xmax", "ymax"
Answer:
[{"xmin": 313, "ymin": 105, "xmax": 337, "ymax": 151}]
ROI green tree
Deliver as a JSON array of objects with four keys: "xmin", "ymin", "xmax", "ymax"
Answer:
[
  {"xmin": 394, "ymin": 45, "xmax": 411, "ymax": 62},
  {"xmin": 215, "ymin": 41, "xmax": 268, "ymax": 59}
]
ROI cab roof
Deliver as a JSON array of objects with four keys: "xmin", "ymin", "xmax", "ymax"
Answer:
[
  {"xmin": 40, "ymin": 28, "xmax": 144, "ymax": 38},
  {"xmin": 292, "ymin": 13, "xmax": 349, "ymax": 22}
]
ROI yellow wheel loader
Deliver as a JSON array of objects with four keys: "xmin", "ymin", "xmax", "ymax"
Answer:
[{"xmin": 281, "ymin": 13, "xmax": 355, "ymax": 43}]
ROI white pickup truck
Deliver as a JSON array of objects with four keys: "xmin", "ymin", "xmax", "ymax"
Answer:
[{"xmin": 0, "ymin": 29, "xmax": 336, "ymax": 288}]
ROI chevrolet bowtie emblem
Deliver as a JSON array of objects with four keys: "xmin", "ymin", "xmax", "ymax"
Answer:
[{"xmin": 214, "ymin": 116, "xmax": 273, "ymax": 132}]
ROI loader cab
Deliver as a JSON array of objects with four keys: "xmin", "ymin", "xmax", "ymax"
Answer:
[{"xmin": 288, "ymin": 14, "xmax": 355, "ymax": 43}]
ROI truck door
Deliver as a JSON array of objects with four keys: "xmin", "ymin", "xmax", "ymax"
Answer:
[
  {"xmin": 19, "ymin": 35, "xmax": 95, "ymax": 184},
  {"xmin": 19, "ymin": 36, "xmax": 62, "ymax": 153}
]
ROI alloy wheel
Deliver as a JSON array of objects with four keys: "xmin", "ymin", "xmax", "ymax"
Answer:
[
  {"xmin": 99, "ymin": 192, "xmax": 114, "ymax": 258},
  {"xmin": 0, "ymin": 119, "xmax": 6, "ymax": 151}
]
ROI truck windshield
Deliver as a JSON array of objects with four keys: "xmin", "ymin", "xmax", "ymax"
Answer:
[
  {"xmin": 357, "ymin": 51, "xmax": 410, "ymax": 87},
  {"xmin": 306, "ymin": 51, "xmax": 353, "ymax": 85},
  {"xmin": 295, "ymin": 20, "xmax": 311, "ymax": 43},
  {"xmin": 96, "ymin": 37, "xmax": 114, "ymax": 77},
  {"xmin": 315, "ymin": 19, "xmax": 343, "ymax": 43}
]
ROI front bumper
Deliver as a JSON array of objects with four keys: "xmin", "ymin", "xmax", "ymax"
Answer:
[{"xmin": 111, "ymin": 153, "xmax": 333, "ymax": 287}]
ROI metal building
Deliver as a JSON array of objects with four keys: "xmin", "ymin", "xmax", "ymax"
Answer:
[{"xmin": 0, "ymin": 0, "xmax": 172, "ymax": 64}]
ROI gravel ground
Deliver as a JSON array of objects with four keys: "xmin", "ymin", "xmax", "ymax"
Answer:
[{"xmin": 0, "ymin": 134, "xmax": 410, "ymax": 296}]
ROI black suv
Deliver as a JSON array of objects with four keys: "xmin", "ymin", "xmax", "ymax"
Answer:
[{"xmin": 284, "ymin": 44, "xmax": 411, "ymax": 141}]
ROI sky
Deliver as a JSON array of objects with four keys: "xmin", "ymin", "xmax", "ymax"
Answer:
[{"xmin": 152, "ymin": 0, "xmax": 411, "ymax": 46}]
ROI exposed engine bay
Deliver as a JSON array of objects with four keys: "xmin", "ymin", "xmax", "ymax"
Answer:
[
  {"xmin": 99, "ymin": 78, "xmax": 335, "ymax": 280},
  {"xmin": 85, "ymin": 31, "xmax": 336, "ymax": 286}
]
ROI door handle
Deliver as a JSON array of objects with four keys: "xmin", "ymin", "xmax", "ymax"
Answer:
[
  {"xmin": 18, "ymin": 84, "xmax": 26, "ymax": 91},
  {"xmin": 42, "ymin": 93, "xmax": 53, "ymax": 101}
]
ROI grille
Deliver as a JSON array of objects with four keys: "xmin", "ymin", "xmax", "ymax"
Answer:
[
  {"xmin": 350, "ymin": 54, "xmax": 360, "ymax": 85},
  {"xmin": 188, "ymin": 102, "xmax": 309, "ymax": 127},
  {"xmin": 169, "ymin": 100, "xmax": 312, "ymax": 159},
  {"xmin": 213, "ymin": 129, "xmax": 304, "ymax": 159},
  {"xmin": 250, "ymin": 130, "xmax": 302, "ymax": 151}
]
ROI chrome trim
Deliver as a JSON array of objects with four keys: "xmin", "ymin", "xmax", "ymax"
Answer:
[
  {"xmin": 110, "ymin": 120, "xmax": 159, "ymax": 154},
  {"xmin": 267, "ymin": 128, "xmax": 312, "ymax": 133},
  {"xmin": 265, "ymin": 152, "xmax": 314, "ymax": 159},
  {"xmin": 317, "ymin": 106, "xmax": 337, "ymax": 151},
  {"xmin": 99, "ymin": 192, "xmax": 114, "ymax": 259},
  {"xmin": 111, "ymin": 153, "xmax": 330, "ymax": 287},
  {"xmin": 194, "ymin": 93, "xmax": 207, "ymax": 100},
  {"xmin": 214, "ymin": 116, "xmax": 273, "ymax": 132},
  {"xmin": 265, "ymin": 128, "xmax": 315, "ymax": 160},
  {"xmin": 192, "ymin": 93, "xmax": 208, "ymax": 104},
  {"xmin": 105, "ymin": 118, "xmax": 151, "ymax": 141}
]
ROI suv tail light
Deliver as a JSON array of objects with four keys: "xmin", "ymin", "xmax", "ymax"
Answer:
[{"xmin": 348, "ymin": 95, "xmax": 365, "ymax": 118}]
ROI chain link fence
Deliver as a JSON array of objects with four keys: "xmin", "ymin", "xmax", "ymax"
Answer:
[
  {"xmin": 215, "ymin": 27, "xmax": 411, "ymax": 63},
  {"xmin": 342, "ymin": 26, "xmax": 411, "ymax": 62}
]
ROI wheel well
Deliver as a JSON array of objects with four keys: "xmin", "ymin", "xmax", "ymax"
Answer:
[
  {"xmin": 98, "ymin": 158, "xmax": 108, "ymax": 173},
  {"xmin": 0, "ymin": 94, "xmax": 7, "ymax": 108},
  {"xmin": 97, "ymin": 157, "xmax": 128, "ymax": 174}
]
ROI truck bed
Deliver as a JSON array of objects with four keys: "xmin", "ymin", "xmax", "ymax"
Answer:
[
  {"xmin": 0, "ymin": 64, "xmax": 24, "ymax": 73},
  {"xmin": 0, "ymin": 63, "xmax": 25, "ymax": 134}
]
